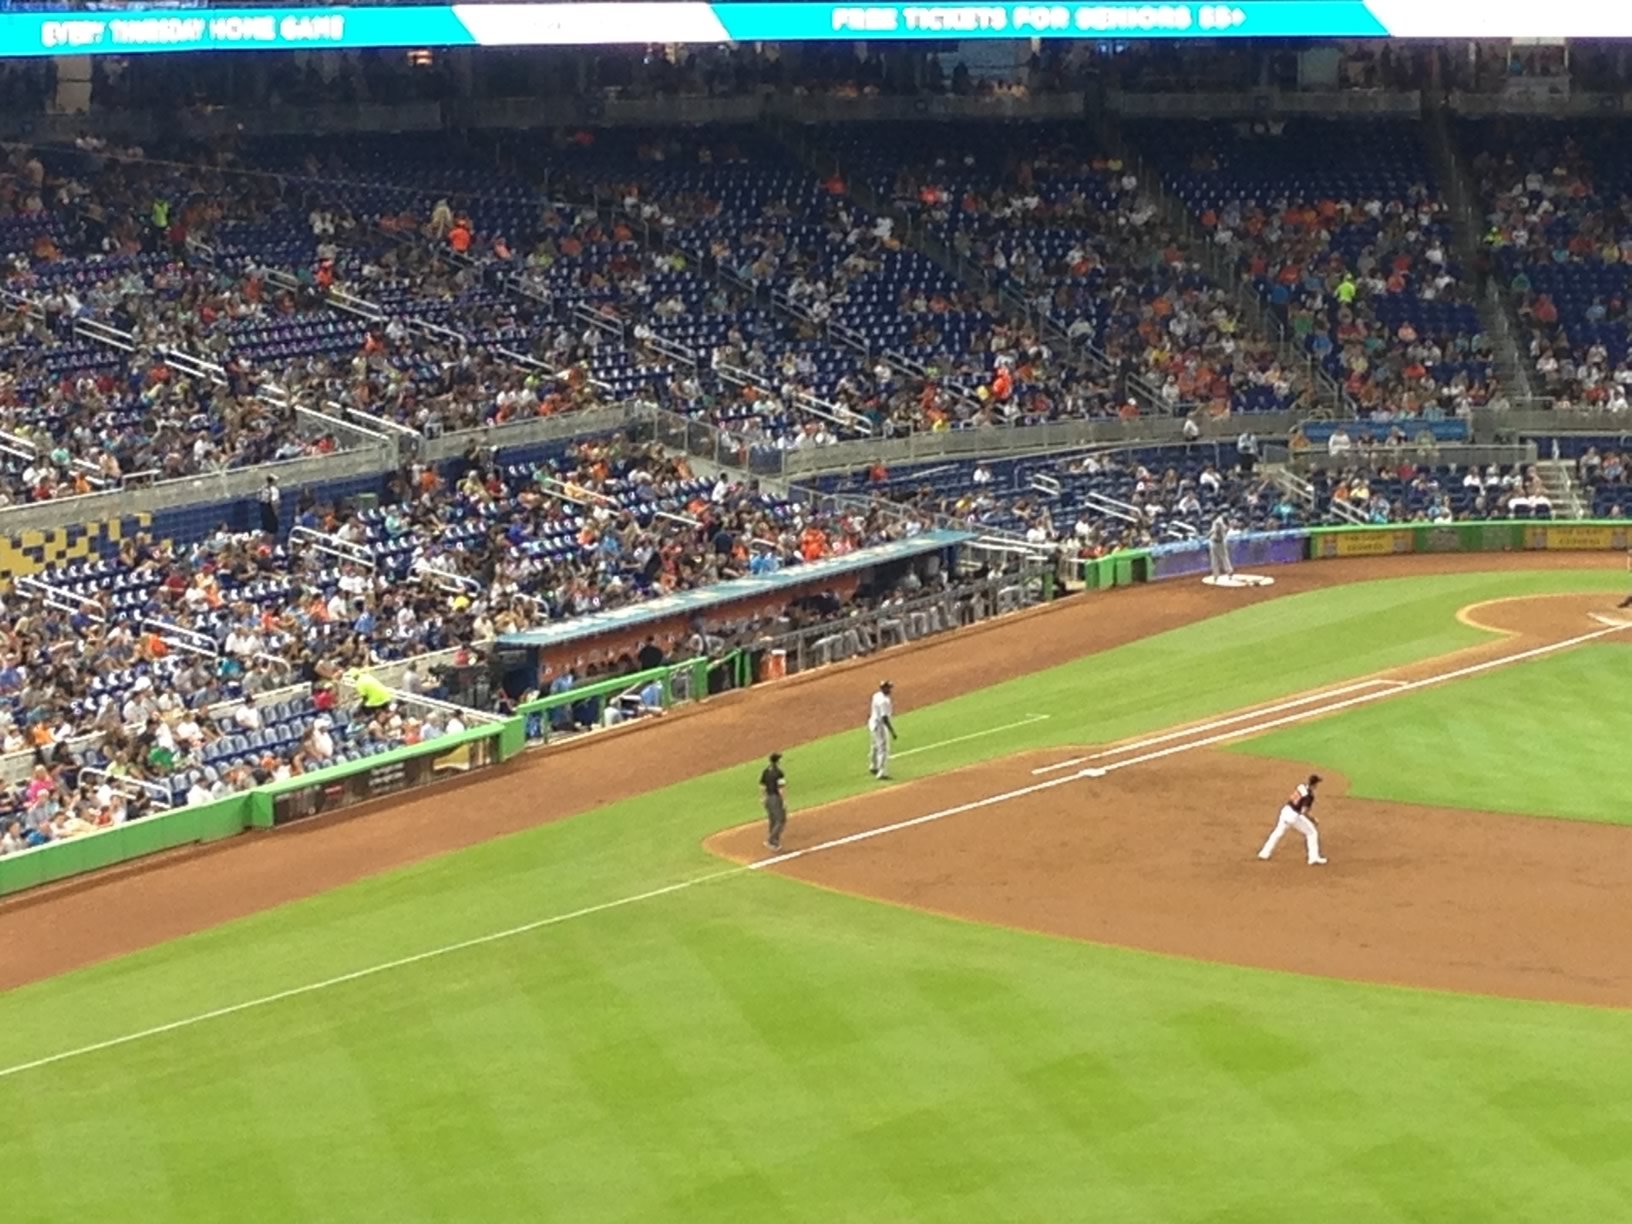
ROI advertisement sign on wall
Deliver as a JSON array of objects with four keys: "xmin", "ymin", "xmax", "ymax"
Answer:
[
  {"xmin": 1146, "ymin": 530, "xmax": 1306, "ymax": 581},
  {"xmin": 1313, "ymin": 530, "xmax": 1414, "ymax": 559},
  {"xmin": 1523, "ymin": 524, "xmax": 1632, "ymax": 552},
  {"xmin": 271, "ymin": 735, "xmax": 498, "ymax": 825},
  {"xmin": 1419, "ymin": 526, "xmax": 1464, "ymax": 554},
  {"xmin": 10, "ymin": 1, "xmax": 1632, "ymax": 59}
]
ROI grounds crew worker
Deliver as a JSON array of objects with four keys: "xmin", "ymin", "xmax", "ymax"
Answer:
[
  {"xmin": 761, "ymin": 752, "xmax": 787, "ymax": 851},
  {"xmin": 344, "ymin": 668, "xmax": 393, "ymax": 713}
]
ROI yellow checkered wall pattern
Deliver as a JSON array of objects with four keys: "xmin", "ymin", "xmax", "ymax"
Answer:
[{"xmin": 0, "ymin": 512, "xmax": 151, "ymax": 590}]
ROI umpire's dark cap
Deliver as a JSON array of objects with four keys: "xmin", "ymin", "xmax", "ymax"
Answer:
[{"xmin": 769, "ymin": 751, "xmax": 782, "ymax": 762}]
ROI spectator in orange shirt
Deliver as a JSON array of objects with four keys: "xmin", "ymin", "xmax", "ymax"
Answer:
[{"xmin": 991, "ymin": 366, "xmax": 1013, "ymax": 401}]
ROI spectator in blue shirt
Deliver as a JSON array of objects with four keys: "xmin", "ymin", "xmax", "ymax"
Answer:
[{"xmin": 547, "ymin": 667, "xmax": 576, "ymax": 731}]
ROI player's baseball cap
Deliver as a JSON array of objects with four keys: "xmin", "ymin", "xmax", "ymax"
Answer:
[
  {"xmin": 1309, "ymin": 773, "xmax": 1323, "ymax": 784},
  {"xmin": 769, "ymin": 752, "xmax": 782, "ymax": 762},
  {"xmin": 880, "ymin": 679, "xmax": 893, "ymax": 690}
]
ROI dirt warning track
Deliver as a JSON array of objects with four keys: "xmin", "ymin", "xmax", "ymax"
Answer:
[{"xmin": 711, "ymin": 592, "xmax": 1632, "ymax": 1009}]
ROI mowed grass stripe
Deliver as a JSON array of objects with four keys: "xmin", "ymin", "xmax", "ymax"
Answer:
[{"xmin": 11, "ymin": 858, "xmax": 1632, "ymax": 1221}]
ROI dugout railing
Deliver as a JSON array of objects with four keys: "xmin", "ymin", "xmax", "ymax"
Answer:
[
  {"xmin": 750, "ymin": 572, "xmax": 1052, "ymax": 680},
  {"xmin": 510, "ymin": 655, "xmax": 740, "ymax": 746}
]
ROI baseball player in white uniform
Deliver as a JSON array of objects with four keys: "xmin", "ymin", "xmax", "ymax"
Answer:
[
  {"xmin": 869, "ymin": 680, "xmax": 897, "ymax": 779},
  {"xmin": 1257, "ymin": 773, "xmax": 1327, "ymax": 865}
]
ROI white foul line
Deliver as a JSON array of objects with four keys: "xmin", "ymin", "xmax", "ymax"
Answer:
[
  {"xmin": 1082, "ymin": 624, "xmax": 1626, "ymax": 779},
  {"xmin": 0, "ymin": 623, "xmax": 1621, "ymax": 1083},
  {"xmin": 0, "ymin": 868, "xmax": 742, "ymax": 1083},
  {"xmin": 0, "ymin": 713, "xmax": 1052, "ymax": 1083},
  {"xmin": 750, "ymin": 765, "xmax": 1090, "ymax": 870},
  {"xmin": 1030, "ymin": 680, "xmax": 1403, "ymax": 775},
  {"xmin": 896, "ymin": 713, "xmax": 1050, "ymax": 760}
]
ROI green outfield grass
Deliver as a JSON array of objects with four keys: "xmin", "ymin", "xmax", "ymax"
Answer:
[
  {"xmin": 1238, "ymin": 644, "xmax": 1632, "ymax": 825},
  {"xmin": 4, "ymin": 568, "xmax": 1631, "ymax": 1224}
]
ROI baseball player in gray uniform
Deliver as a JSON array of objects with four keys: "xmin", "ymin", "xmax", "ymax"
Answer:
[
  {"xmin": 1208, "ymin": 514, "xmax": 1234, "ymax": 580},
  {"xmin": 869, "ymin": 681, "xmax": 897, "ymax": 779}
]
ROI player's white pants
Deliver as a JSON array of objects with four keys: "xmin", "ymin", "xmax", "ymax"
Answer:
[
  {"xmin": 1258, "ymin": 805, "xmax": 1322, "ymax": 863},
  {"xmin": 869, "ymin": 723, "xmax": 890, "ymax": 776},
  {"xmin": 1209, "ymin": 539, "xmax": 1234, "ymax": 578}
]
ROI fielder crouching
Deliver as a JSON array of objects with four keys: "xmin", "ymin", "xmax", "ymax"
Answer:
[{"xmin": 1257, "ymin": 773, "xmax": 1328, "ymax": 866}]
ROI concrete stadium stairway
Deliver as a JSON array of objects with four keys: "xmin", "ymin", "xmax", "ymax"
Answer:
[
  {"xmin": 1423, "ymin": 105, "xmax": 1534, "ymax": 404},
  {"xmin": 1095, "ymin": 109, "xmax": 1345, "ymax": 417}
]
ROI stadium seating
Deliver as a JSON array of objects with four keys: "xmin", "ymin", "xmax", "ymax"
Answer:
[
  {"xmin": 1134, "ymin": 119, "xmax": 1495, "ymax": 417},
  {"xmin": 1462, "ymin": 118, "xmax": 1632, "ymax": 409},
  {"xmin": 811, "ymin": 442, "xmax": 1298, "ymax": 554},
  {"xmin": 816, "ymin": 120, "xmax": 1306, "ymax": 416},
  {"xmin": 0, "ymin": 431, "xmax": 933, "ymax": 809}
]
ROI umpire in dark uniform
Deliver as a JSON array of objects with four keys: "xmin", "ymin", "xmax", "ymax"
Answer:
[{"xmin": 761, "ymin": 752, "xmax": 787, "ymax": 850}]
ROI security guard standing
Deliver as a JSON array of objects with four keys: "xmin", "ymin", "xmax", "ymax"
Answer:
[{"xmin": 761, "ymin": 752, "xmax": 787, "ymax": 851}]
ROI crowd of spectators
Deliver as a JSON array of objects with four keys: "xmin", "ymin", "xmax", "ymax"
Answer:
[
  {"xmin": 1574, "ymin": 443, "xmax": 1632, "ymax": 517},
  {"xmin": 1143, "ymin": 119, "xmax": 1496, "ymax": 419},
  {"xmin": 0, "ymin": 429, "xmax": 936, "ymax": 827},
  {"xmin": 0, "ymin": 147, "xmax": 374, "ymax": 500},
  {"xmin": 832, "ymin": 443, "xmax": 1297, "ymax": 559},
  {"xmin": 1468, "ymin": 120, "xmax": 1632, "ymax": 410},
  {"xmin": 823, "ymin": 121, "xmax": 1306, "ymax": 417},
  {"xmin": 1308, "ymin": 460, "xmax": 1557, "ymax": 524},
  {"xmin": 0, "ymin": 669, "xmax": 485, "ymax": 850},
  {"xmin": 0, "ymin": 304, "xmax": 348, "ymax": 505},
  {"xmin": 836, "ymin": 428, "xmax": 1581, "ymax": 563},
  {"xmin": 0, "ymin": 143, "xmax": 638, "ymax": 447},
  {"xmin": 2, "ymin": 116, "xmax": 1350, "ymax": 482},
  {"xmin": 518, "ymin": 125, "xmax": 1218, "ymax": 433}
]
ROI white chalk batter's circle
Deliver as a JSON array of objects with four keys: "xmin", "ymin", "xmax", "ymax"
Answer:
[{"xmin": 1203, "ymin": 573, "xmax": 1276, "ymax": 588}]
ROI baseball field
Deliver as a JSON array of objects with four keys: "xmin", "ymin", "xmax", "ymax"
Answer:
[{"xmin": 3, "ymin": 554, "xmax": 1631, "ymax": 1222}]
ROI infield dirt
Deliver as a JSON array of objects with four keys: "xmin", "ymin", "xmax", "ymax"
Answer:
[
  {"xmin": 711, "ymin": 590, "xmax": 1632, "ymax": 1008},
  {"xmin": 1, "ymin": 553, "xmax": 1625, "ymax": 993}
]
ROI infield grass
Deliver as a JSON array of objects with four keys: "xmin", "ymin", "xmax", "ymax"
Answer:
[
  {"xmin": 1238, "ymin": 643, "xmax": 1632, "ymax": 825},
  {"xmin": 3, "ymin": 568, "xmax": 1631, "ymax": 1224}
]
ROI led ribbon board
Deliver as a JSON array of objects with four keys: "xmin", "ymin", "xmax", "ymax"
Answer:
[{"xmin": 9, "ymin": 1, "xmax": 1632, "ymax": 58}]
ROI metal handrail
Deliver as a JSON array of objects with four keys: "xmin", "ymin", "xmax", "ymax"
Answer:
[
  {"xmin": 411, "ymin": 556, "xmax": 483, "ymax": 597},
  {"xmin": 141, "ymin": 617, "xmax": 218, "ymax": 658},
  {"xmin": 289, "ymin": 525, "xmax": 375, "ymax": 569},
  {"xmin": 80, "ymin": 767, "xmax": 174, "ymax": 810}
]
